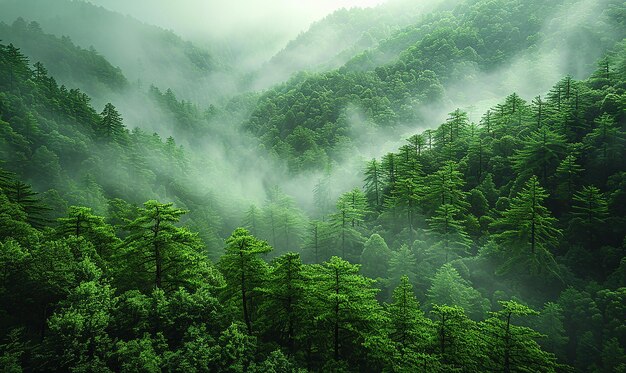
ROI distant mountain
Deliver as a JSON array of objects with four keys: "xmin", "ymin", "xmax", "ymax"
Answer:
[
  {"xmin": 249, "ymin": 0, "xmax": 453, "ymax": 90},
  {"xmin": 0, "ymin": 18, "xmax": 128, "ymax": 99},
  {"xmin": 0, "ymin": 0, "xmax": 221, "ymax": 101}
]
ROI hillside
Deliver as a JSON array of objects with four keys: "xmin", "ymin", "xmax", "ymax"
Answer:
[
  {"xmin": 0, "ymin": 0, "xmax": 625, "ymax": 372},
  {"xmin": 1, "ymin": 37, "xmax": 625, "ymax": 371},
  {"xmin": 0, "ymin": 0, "xmax": 222, "ymax": 101},
  {"xmin": 249, "ymin": 0, "xmax": 449, "ymax": 90},
  {"xmin": 247, "ymin": 0, "xmax": 625, "ymax": 173},
  {"xmin": 0, "ymin": 18, "xmax": 127, "ymax": 99}
]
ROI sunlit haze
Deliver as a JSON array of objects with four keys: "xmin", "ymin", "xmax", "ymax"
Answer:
[{"xmin": 88, "ymin": 0, "xmax": 387, "ymax": 61}]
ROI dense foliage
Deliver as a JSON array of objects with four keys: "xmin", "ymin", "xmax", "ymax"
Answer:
[
  {"xmin": 0, "ymin": 0, "xmax": 625, "ymax": 371},
  {"xmin": 247, "ymin": 0, "xmax": 625, "ymax": 172}
]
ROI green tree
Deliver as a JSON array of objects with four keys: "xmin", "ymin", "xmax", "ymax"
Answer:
[
  {"xmin": 512, "ymin": 127, "xmax": 566, "ymax": 185},
  {"xmin": 534, "ymin": 302, "xmax": 568, "ymax": 358},
  {"xmin": 427, "ymin": 264, "xmax": 488, "ymax": 320},
  {"xmin": 481, "ymin": 300, "xmax": 559, "ymax": 372},
  {"xmin": 98, "ymin": 103, "xmax": 126, "ymax": 140},
  {"xmin": 422, "ymin": 161, "xmax": 468, "ymax": 214},
  {"xmin": 118, "ymin": 200, "xmax": 206, "ymax": 292},
  {"xmin": 219, "ymin": 228, "xmax": 271, "ymax": 334},
  {"xmin": 303, "ymin": 220, "xmax": 334, "ymax": 264},
  {"xmin": 426, "ymin": 204, "xmax": 472, "ymax": 265},
  {"xmin": 584, "ymin": 113, "xmax": 625, "ymax": 178},
  {"xmin": 489, "ymin": 176, "xmax": 562, "ymax": 276},
  {"xmin": 360, "ymin": 234, "xmax": 391, "ymax": 279},
  {"xmin": 387, "ymin": 276, "xmax": 432, "ymax": 352},
  {"xmin": 58, "ymin": 206, "xmax": 119, "ymax": 258},
  {"xmin": 43, "ymin": 261, "xmax": 115, "ymax": 372},
  {"xmin": 258, "ymin": 252, "xmax": 307, "ymax": 354},
  {"xmin": 569, "ymin": 185, "xmax": 609, "ymax": 246},
  {"xmin": 430, "ymin": 304, "xmax": 482, "ymax": 370},
  {"xmin": 555, "ymin": 154, "xmax": 584, "ymax": 202},
  {"xmin": 308, "ymin": 256, "xmax": 387, "ymax": 367},
  {"xmin": 364, "ymin": 159, "xmax": 384, "ymax": 210},
  {"xmin": 3, "ymin": 180, "xmax": 50, "ymax": 229},
  {"xmin": 331, "ymin": 189, "xmax": 367, "ymax": 259}
]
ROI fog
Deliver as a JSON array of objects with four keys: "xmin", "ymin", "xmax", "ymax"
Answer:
[
  {"xmin": 86, "ymin": 0, "xmax": 386, "ymax": 69},
  {"xmin": 107, "ymin": 0, "xmax": 621, "ymax": 221},
  {"xmin": 1, "ymin": 0, "xmax": 621, "ymax": 247}
]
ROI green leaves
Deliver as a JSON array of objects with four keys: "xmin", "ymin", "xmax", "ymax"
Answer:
[
  {"xmin": 118, "ymin": 200, "xmax": 207, "ymax": 292},
  {"xmin": 489, "ymin": 176, "xmax": 562, "ymax": 277}
]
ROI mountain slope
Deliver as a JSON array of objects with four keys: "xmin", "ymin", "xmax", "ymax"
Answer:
[
  {"xmin": 0, "ymin": 18, "xmax": 128, "ymax": 99},
  {"xmin": 0, "ymin": 0, "xmax": 221, "ymax": 101},
  {"xmin": 249, "ymin": 0, "xmax": 453, "ymax": 90},
  {"xmin": 246, "ymin": 0, "xmax": 625, "ymax": 173}
]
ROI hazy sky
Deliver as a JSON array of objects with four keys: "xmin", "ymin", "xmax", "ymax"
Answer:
[{"xmin": 88, "ymin": 0, "xmax": 387, "ymax": 58}]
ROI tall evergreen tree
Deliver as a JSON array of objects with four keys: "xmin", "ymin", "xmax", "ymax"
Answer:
[
  {"xmin": 489, "ymin": 176, "xmax": 562, "ymax": 276},
  {"xmin": 118, "ymin": 201, "xmax": 206, "ymax": 292},
  {"xmin": 308, "ymin": 256, "xmax": 387, "ymax": 367},
  {"xmin": 219, "ymin": 228, "xmax": 271, "ymax": 334},
  {"xmin": 569, "ymin": 186, "xmax": 609, "ymax": 246},
  {"xmin": 258, "ymin": 252, "xmax": 307, "ymax": 354},
  {"xmin": 426, "ymin": 204, "xmax": 472, "ymax": 265},
  {"xmin": 480, "ymin": 301, "xmax": 559, "ymax": 372},
  {"xmin": 98, "ymin": 103, "xmax": 125, "ymax": 140}
]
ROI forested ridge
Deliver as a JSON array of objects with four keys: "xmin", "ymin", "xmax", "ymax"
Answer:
[
  {"xmin": 1, "ymin": 0, "xmax": 626, "ymax": 371},
  {"xmin": 247, "ymin": 0, "xmax": 625, "ymax": 172}
]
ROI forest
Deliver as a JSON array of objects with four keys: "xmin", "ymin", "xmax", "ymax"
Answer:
[{"xmin": 0, "ymin": 0, "xmax": 625, "ymax": 372}]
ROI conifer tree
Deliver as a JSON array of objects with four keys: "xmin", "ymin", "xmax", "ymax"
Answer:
[
  {"xmin": 364, "ymin": 159, "xmax": 384, "ymax": 209},
  {"xmin": 388, "ymin": 276, "xmax": 432, "ymax": 352},
  {"xmin": 490, "ymin": 176, "xmax": 562, "ymax": 276},
  {"xmin": 308, "ymin": 256, "xmax": 387, "ymax": 365},
  {"xmin": 512, "ymin": 127, "xmax": 567, "ymax": 185},
  {"xmin": 360, "ymin": 234, "xmax": 391, "ymax": 279},
  {"xmin": 426, "ymin": 204, "xmax": 472, "ymax": 265},
  {"xmin": 422, "ymin": 161, "xmax": 468, "ymax": 214},
  {"xmin": 480, "ymin": 301, "xmax": 559, "ymax": 372},
  {"xmin": 119, "ymin": 201, "xmax": 206, "ymax": 292},
  {"xmin": 555, "ymin": 154, "xmax": 584, "ymax": 202},
  {"xmin": 219, "ymin": 228, "xmax": 271, "ymax": 334},
  {"xmin": 98, "ymin": 103, "xmax": 125, "ymax": 140},
  {"xmin": 427, "ymin": 264, "xmax": 488, "ymax": 319},
  {"xmin": 258, "ymin": 252, "xmax": 307, "ymax": 354},
  {"xmin": 569, "ymin": 186, "xmax": 609, "ymax": 245}
]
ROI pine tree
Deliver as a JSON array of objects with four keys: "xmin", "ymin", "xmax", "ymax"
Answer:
[
  {"xmin": 303, "ymin": 220, "xmax": 334, "ymax": 264},
  {"xmin": 569, "ymin": 186, "xmax": 608, "ymax": 246},
  {"xmin": 219, "ymin": 228, "xmax": 271, "ymax": 334},
  {"xmin": 119, "ymin": 200, "xmax": 206, "ymax": 292},
  {"xmin": 58, "ymin": 206, "xmax": 119, "ymax": 258},
  {"xmin": 427, "ymin": 264, "xmax": 488, "ymax": 320},
  {"xmin": 364, "ymin": 159, "xmax": 384, "ymax": 210},
  {"xmin": 387, "ymin": 275, "xmax": 432, "ymax": 352},
  {"xmin": 98, "ymin": 103, "xmax": 125, "ymax": 140},
  {"xmin": 555, "ymin": 154, "xmax": 584, "ymax": 202},
  {"xmin": 308, "ymin": 256, "xmax": 387, "ymax": 366},
  {"xmin": 512, "ymin": 127, "xmax": 567, "ymax": 185},
  {"xmin": 584, "ymin": 114, "xmax": 624, "ymax": 178},
  {"xmin": 388, "ymin": 244, "xmax": 418, "ymax": 291},
  {"xmin": 480, "ymin": 301, "xmax": 559, "ymax": 372},
  {"xmin": 258, "ymin": 252, "xmax": 307, "ymax": 354},
  {"xmin": 360, "ymin": 234, "xmax": 391, "ymax": 279},
  {"xmin": 430, "ymin": 304, "xmax": 482, "ymax": 370},
  {"xmin": 1, "ymin": 44, "xmax": 30, "ymax": 90},
  {"xmin": 4, "ymin": 179, "xmax": 50, "ymax": 229},
  {"xmin": 490, "ymin": 176, "xmax": 562, "ymax": 276},
  {"xmin": 242, "ymin": 204, "xmax": 262, "ymax": 237},
  {"xmin": 330, "ymin": 189, "xmax": 367, "ymax": 259},
  {"xmin": 426, "ymin": 204, "xmax": 472, "ymax": 265},
  {"xmin": 422, "ymin": 161, "xmax": 468, "ymax": 214}
]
